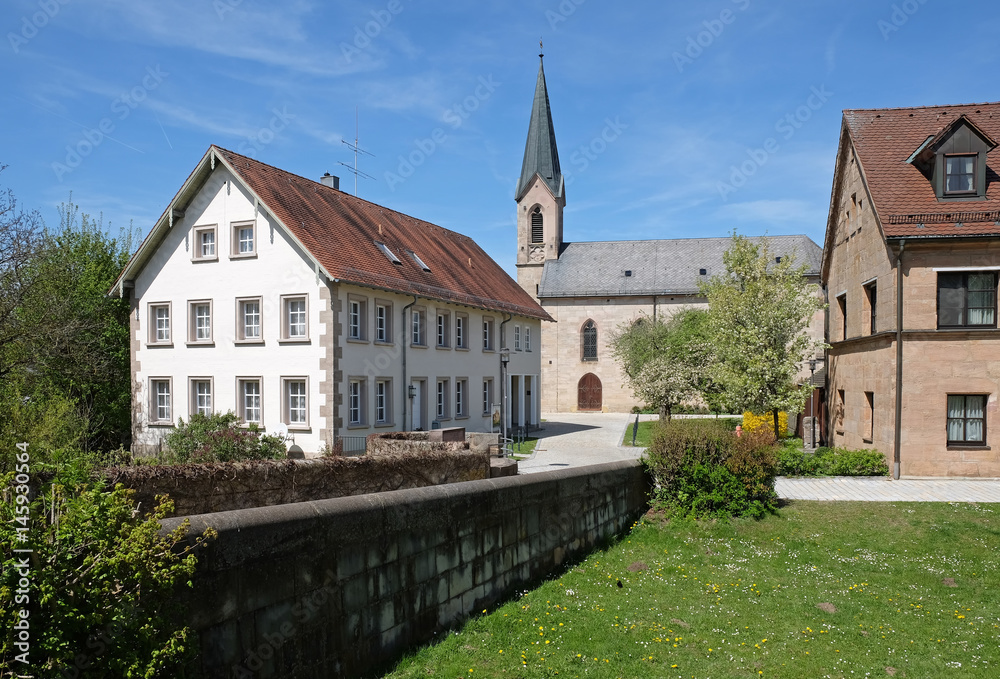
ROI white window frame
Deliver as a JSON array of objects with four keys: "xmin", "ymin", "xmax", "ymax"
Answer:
[
  {"xmin": 281, "ymin": 294, "xmax": 309, "ymax": 342},
  {"xmin": 148, "ymin": 302, "xmax": 172, "ymax": 345},
  {"xmin": 482, "ymin": 378, "xmax": 493, "ymax": 415},
  {"xmin": 189, "ymin": 377, "xmax": 214, "ymax": 417},
  {"xmin": 436, "ymin": 378, "xmax": 449, "ymax": 420},
  {"xmin": 375, "ymin": 300, "xmax": 392, "ymax": 344},
  {"xmin": 282, "ymin": 377, "xmax": 309, "ymax": 429},
  {"xmin": 455, "ymin": 378, "xmax": 467, "ymax": 418},
  {"xmin": 525, "ymin": 326, "xmax": 532, "ymax": 352},
  {"xmin": 437, "ymin": 311, "xmax": 450, "ymax": 348},
  {"xmin": 230, "ymin": 220, "xmax": 257, "ymax": 258},
  {"xmin": 348, "ymin": 296, "xmax": 367, "ymax": 341},
  {"xmin": 483, "ymin": 317, "xmax": 494, "ymax": 351},
  {"xmin": 411, "ymin": 307, "xmax": 426, "ymax": 346},
  {"xmin": 375, "ymin": 378, "xmax": 392, "ymax": 425},
  {"xmin": 188, "ymin": 299, "xmax": 214, "ymax": 344},
  {"xmin": 149, "ymin": 377, "xmax": 173, "ymax": 425},
  {"xmin": 238, "ymin": 377, "xmax": 263, "ymax": 425},
  {"xmin": 236, "ymin": 296, "xmax": 263, "ymax": 343},
  {"xmin": 348, "ymin": 378, "xmax": 366, "ymax": 427},
  {"xmin": 514, "ymin": 325, "xmax": 522, "ymax": 351},
  {"xmin": 192, "ymin": 225, "xmax": 218, "ymax": 261},
  {"xmin": 455, "ymin": 313, "xmax": 468, "ymax": 349}
]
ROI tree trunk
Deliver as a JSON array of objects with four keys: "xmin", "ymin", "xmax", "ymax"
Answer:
[
  {"xmin": 772, "ymin": 409, "xmax": 780, "ymax": 440},
  {"xmin": 660, "ymin": 403, "xmax": 671, "ymax": 422}
]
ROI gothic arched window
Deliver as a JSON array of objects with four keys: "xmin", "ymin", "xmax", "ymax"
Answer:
[
  {"xmin": 581, "ymin": 319, "xmax": 597, "ymax": 362},
  {"xmin": 530, "ymin": 207, "xmax": 544, "ymax": 244}
]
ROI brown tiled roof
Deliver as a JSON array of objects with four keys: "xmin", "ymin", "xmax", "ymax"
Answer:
[
  {"xmin": 844, "ymin": 102, "xmax": 1000, "ymax": 238},
  {"xmin": 214, "ymin": 147, "xmax": 550, "ymax": 321}
]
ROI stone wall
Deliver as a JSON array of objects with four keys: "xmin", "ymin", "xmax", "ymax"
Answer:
[
  {"xmin": 108, "ymin": 450, "xmax": 489, "ymax": 517},
  {"xmin": 163, "ymin": 460, "xmax": 650, "ymax": 678}
]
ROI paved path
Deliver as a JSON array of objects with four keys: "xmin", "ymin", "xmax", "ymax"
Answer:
[
  {"xmin": 517, "ymin": 413, "xmax": 1000, "ymax": 501},
  {"xmin": 516, "ymin": 412, "xmax": 648, "ymax": 474},
  {"xmin": 777, "ymin": 476, "xmax": 1000, "ymax": 502}
]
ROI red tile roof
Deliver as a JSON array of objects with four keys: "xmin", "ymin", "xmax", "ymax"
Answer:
[
  {"xmin": 845, "ymin": 102, "xmax": 1000, "ymax": 238},
  {"xmin": 214, "ymin": 146, "xmax": 550, "ymax": 321}
]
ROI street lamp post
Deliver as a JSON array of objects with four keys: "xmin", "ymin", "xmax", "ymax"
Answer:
[
  {"xmin": 809, "ymin": 358, "xmax": 817, "ymax": 449},
  {"xmin": 407, "ymin": 383, "xmax": 416, "ymax": 431},
  {"xmin": 500, "ymin": 347, "xmax": 510, "ymax": 456}
]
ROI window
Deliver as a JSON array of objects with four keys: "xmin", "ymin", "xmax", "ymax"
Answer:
[
  {"xmin": 482, "ymin": 378, "xmax": 493, "ymax": 415},
  {"xmin": 148, "ymin": 303, "xmax": 171, "ymax": 345},
  {"xmin": 281, "ymin": 295, "xmax": 308, "ymax": 340},
  {"xmin": 836, "ymin": 389, "xmax": 845, "ymax": 434},
  {"xmin": 190, "ymin": 378, "xmax": 213, "ymax": 417},
  {"xmin": 837, "ymin": 294, "xmax": 847, "ymax": 340},
  {"xmin": 514, "ymin": 325, "xmax": 521, "ymax": 351},
  {"xmin": 238, "ymin": 378, "xmax": 262, "ymax": 424},
  {"xmin": 865, "ymin": 282, "xmax": 877, "ymax": 334},
  {"xmin": 947, "ymin": 394, "xmax": 986, "ymax": 445},
  {"xmin": 525, "ymin": 326, "xmax": 532, "ymax": 352},
  {"xmin": 188, "ymin": 300, "xmax": 213, "ymax": 344},
  {"xmin": 237, "ymin": 297, "xmax": 262, "ymax": 342},
  {"xmin": 437, "ymin": 312, "xmax": 450, "ymax": 348},
  {"xmin": 283, "ymin": 378, "xmax": 308, "ymax": 428},
  {"xmin": 150, "ymin": 378, "xmax": 172, "ymax": 423},
  {"xmin": 864, "ymin": 391, "xmax": 874, "ymax": 443},
  {"xmin": 483, "ymin": 317, "xmax": 494, "ymax": 351},
  {"xmin": 406, "ymin": 249, "xmax": 431, "ymax": 272},
  {"xmin": 375, "ymin": 379, "xmax": 391, "ymax": 425},
  {"xmin": 231, "ymin": 221, "xmax": 256, "ymax": 257},
  {"xmin": 530, "ymin": 207, "xmax": 543, "ymax": 244},
  {"xmin": 411, "ymin": 308, "xmax": 426, "ymax": 346},
  {"xmin": 349, "ymin": 379, "xmax": 365, "ymax": 426},
  {"xmin": 375, "ymin": 301, "xmax": 392, "ymax": 343},
  {"xmin": 348, "ymin": 297, "xmax": 366, "ymax": 341},
  {"xmin": 456, "ymin": 379, "xmax": 467, "ymax": 417},
  {"xmin": 193, "ymin": 225, "xmax": 217, "ymax": 261},
  {"xmin": 938, "ymin": 272, "xmax": 997, "ymax": 328},
  {"xmin": 455, "ymin": 314, "xmax": 467, "ymax": 349},
  {"xmin": 582, "ymin": 320, "xmax": 598, "ymax": 361},
  {"xmin": 375, "ymin": 241, "xmax": 402, "ymax": 265},
  {"xmin": 436, "ymin": 379, "xmax": 449, "ymax": 419},
  {"xmin": 945, "ymin": 154, "xmax": 976, "ymax": 195}
]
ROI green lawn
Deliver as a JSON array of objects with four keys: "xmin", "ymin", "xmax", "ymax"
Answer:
[
  {"xmin": 384, "ymin": 502, "xmax": 1000, "ymax": 678},
  {"xmin": 509, "ymin": 437, "xmax": 539, "ymax": 460},
  {"xmin": 622, "ymin": 419, "xmax": 657, "ymax": 447}
]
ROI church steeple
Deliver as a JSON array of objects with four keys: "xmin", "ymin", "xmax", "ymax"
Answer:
[
  {"xmin": 515, "ymin": 47, "xmax": 565, "ymax": 302},
  {"xmin": 515, "ymin": 50, "xmax": 564, "ymax": 202}
]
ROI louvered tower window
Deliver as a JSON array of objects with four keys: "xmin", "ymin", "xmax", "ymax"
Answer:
[
  {"xmin": 530, "ymin": 208, "xmax": 543, "ymax": 244},
  {"xmin": 581, "ymin": 320, "xmax": 598, "ymax": 362}
]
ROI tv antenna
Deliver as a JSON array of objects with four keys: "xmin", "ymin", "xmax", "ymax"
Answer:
[{"xmin": 339, "ymin": 107, "xmax": 375, "ymax": 196}]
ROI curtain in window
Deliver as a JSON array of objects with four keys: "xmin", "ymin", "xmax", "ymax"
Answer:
[
  {"xmin": 946, "ymin": 156, "xmax": 975, "ymax": 192},
  {"xmin": 967, "ymin": 273, "xmax": 996, "ymax": 325},
  {"xmin": 966, "ymin": 395, "xmax": 985, "ymax": 442},
  {"xmin": 947, "ymin": 395, "xmax": 966, "ymax": 441}
]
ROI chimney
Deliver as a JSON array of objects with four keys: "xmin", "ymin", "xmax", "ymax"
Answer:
[{"xmin": 320, "ymin": 173, "xmax": 340, "ymax": 190}]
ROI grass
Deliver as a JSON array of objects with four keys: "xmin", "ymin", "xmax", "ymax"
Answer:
[
  {"xmin": 383, "ymin": 501, "xmax": 1000, "ymax": 678},
  {"xmin": 509, "ymin": 437, "xmax": 539, "ymax": 460},
  {"xmin": 623, "ymin": 420, "xmax": 657, "ymax": 447}
]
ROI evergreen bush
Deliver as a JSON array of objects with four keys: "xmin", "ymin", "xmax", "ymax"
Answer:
[{"xmin": 163, "ymin": 411, "xmax": 286, "ymax": 464}]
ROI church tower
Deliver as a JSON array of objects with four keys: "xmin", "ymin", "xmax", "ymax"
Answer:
[{"xmin": 515, "ymin": 48, "xmax": 565, "ymax": 302}]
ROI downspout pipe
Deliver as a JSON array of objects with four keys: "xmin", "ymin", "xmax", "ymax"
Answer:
[
  {"xmin": 499, "ymin": 313, "xmax": 513, "ymax": 439},
  {"xmin": 894, "ymin": 240, "xmax": 905, "ymax": 480},
  {"xmin": 401, "ymin": 295, "xmax": 418, "ymax": 431}
]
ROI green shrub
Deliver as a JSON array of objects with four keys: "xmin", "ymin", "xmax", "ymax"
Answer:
[
  {"xmin": 643, "ymin": 419, "xmax": 778, "ymax": 520},
  {"xmin": 1, "ymin": 451, "xmax": 215, "ymax": 675},
  {"xmin": 163, "ymin": 411, "xmax": 286, "ymax": 464},
  {"xmin": 776, "ymin": 444, "xmax": 889, "ymax": 477}
]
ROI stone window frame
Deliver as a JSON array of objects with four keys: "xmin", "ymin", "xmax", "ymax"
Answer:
[
  {"xmin": 230, "ymin": 220, "xmax": 257, "ymax": 258},
  {"xmin": 235, "ymin": 296, "xmax": 264, "ymax": 344},
  {"xmin": 237, "ymin": 377, "xmax": 263, "ymax": 426},
  {"xmin": 411, "ymin": 306, "xmax": 427, "ymax": 347},
  {"xmin": 149, "ymin": 377, "xmax": 173, "ymax": 426},
  {"xmin": 374, "ymin": 299, "xmax": 393, "ymax": 345},
  {"xmin": 455, "ymin": 378, "xmax": 469, "ymax": 419},
  {"xmin": 147, "ymin": 301, "xmax": 172, "ymax": 346},
  {"xmin": 482, "ymin": 378, "xmax": 493, "ymax": 416},
  {"xmin": 348, "ymin": 377, "xmax": 367, "ymax": 428},
  {"xmin": 192, "ymin": 224, "xmax": 218, "ymax": 262},
  {"xmin": 455, "ymin": 312, "xmax": 469, "ymax": 350},
  {"xmin": 436, "ymin": 310, "xmax": 450, "ymax": 349},
  {"xmin": 482, "ymin": 316, "xmax": 495, "ymax": 352},
  {"xmin": 280, "ymin": 294, "xmax": 310, "ymax": 343},
  {"xmin": 946, "ymin": 393, "xmax": 988, "ymax": 447},
  {"xmin": 189, "ymin": 377, "xmax": 214, "ymax": 418},
  {"xmin": 936, "ymin": 271, "xmax": 997, "ymax": 329},
  {"xmin": 581, "ymin": 319, "xmax": 598, "ymax": 362},
  {"xmin": 347, "ymin": 294, "xmax": 368, "ymax": 342},
  {"xmin": 374, "ymin": 378, "xmax": 393, "ymax": 427},
  {"xmin": 436, "ymin": 378, "xmax": 450, "ymax": 421},
  {"xmin": 187, "ymin": 299, "xmax": 214, "ymax": 345}
]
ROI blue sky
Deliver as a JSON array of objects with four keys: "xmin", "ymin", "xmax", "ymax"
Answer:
[{"xmin": 3, "ymin": 0, "xmax": 1000, "ymax": 274}]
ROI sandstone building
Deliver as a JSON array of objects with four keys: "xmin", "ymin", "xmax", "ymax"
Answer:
[
  {"xmin": 822, "ymin": 102, "xmax": 1000, "ymax": 477},
  {"xmin": 514, "ymin": 54, "xmax": 823, "ymax": 413}
]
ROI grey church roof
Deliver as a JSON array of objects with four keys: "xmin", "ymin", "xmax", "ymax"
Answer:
[
  {"xmin": 538, "ymin": 235, "xmax": 823, "ymax": 298},
  {"xmin": 515, "ymin": 56, "xmax": 564, "ymax": 201}
]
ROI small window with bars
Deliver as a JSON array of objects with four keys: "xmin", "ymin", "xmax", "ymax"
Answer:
[{"xmin": 530, "ymin": 207, "xmax": 543, "ymax": 244}]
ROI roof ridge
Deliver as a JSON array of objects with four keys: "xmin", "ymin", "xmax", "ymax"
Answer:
[
  {"xmin": 213, "ymin": 145, "xmax": 475, "ymax": 244},
  {"xmin": 844, "ymin": 101, "xmax": 1000, "ymax": 114}
]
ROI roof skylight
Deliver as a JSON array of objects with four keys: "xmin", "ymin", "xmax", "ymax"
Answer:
[
  {"xmin": 375, "ymin": 241, "xmax": 402, "ymax": 265},
  {"xmin": 406, "ymin": 249, "xmax": 431, "ymax": 272}
]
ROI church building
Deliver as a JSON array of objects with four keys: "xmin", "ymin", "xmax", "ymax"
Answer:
[{"xmin": 514, "ymin": 54, "xmax": 824, "ymax": 413}]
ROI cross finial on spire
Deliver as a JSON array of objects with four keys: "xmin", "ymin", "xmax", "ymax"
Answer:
[{"xmin": 539, "ymin": 38, "xmax": 543, "ymax": 59}]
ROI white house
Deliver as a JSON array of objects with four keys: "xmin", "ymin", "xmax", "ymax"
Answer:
[{"xmin": 112, "ymin": 146, "xmax": 549, "ymax": 457}]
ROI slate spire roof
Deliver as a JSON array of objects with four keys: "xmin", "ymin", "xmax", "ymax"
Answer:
[{"xmin": 515, "ymin": 54, "xmax": 564, "ymax": 202}]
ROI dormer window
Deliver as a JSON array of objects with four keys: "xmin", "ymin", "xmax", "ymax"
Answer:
[{"xmin": 944, "ymin": 154, "xmax": 977, "ymax": 195}]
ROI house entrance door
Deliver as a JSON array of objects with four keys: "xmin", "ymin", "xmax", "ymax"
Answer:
[{"xmin": 577, "ymin": 373, "xmax": 602, "ymax": 411}]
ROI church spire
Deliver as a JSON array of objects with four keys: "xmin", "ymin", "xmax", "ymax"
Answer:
[{"xmin": 515, "ymin": 50, "xmax": 563, "ymax": 202}]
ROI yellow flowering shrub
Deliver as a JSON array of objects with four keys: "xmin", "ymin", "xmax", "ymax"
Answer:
[{"xmin": 742, "ymin": 411, "xmax": 789, "ymax": 438}]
